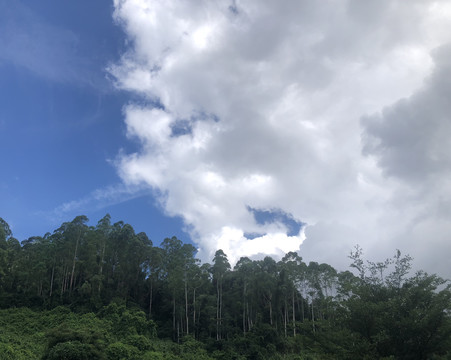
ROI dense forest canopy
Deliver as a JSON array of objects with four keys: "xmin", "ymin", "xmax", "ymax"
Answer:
[{"xmin": 0, "ymin": 215, "xmax": 450, "ymax": 359}]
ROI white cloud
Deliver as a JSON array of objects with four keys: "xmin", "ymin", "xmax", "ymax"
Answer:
[{"xmin": 111, "ymin": 0, "xmax": 451, "ymax": 277}]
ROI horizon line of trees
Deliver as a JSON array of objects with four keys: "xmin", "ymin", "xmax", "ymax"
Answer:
[{"xmin": 0, "ymin": 214, "xmax": 450, "ymax": 359}]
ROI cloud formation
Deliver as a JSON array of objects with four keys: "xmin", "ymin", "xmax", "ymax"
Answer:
[{"xmin": 111, "ymin": 0, "xmax": 451, "ymax": 276}]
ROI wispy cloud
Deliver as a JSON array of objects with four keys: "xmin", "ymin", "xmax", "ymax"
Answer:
[
  {"xmin": 42, "ymin": 183, "xmax": 151, "ymax": 224},
  {"xmin": 0, "ymin": 1, "xmax": 108, "ymax": 88}
]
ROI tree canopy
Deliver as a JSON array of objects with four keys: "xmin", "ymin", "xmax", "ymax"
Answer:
[{"xmin": 0, "ymin": 215, "xmax": 450, "ymax": 359}]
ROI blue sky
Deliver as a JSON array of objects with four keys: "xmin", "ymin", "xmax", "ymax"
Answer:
[
  {"xmin": 0, "ymin": 0, "xmax": 187, "ymax": 244},
  {"xmin": 2, "ymin": 0, "xmax": 451, "ymax": 277}
]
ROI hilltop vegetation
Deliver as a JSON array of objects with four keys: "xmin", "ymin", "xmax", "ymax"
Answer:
[{"xmin": 0, "ymin": 215, "xmax": 450, "ymax": 359}]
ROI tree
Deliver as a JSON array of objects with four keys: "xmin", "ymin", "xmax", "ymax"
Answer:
[
  {"xmin": 144, "ymin": 246, "xmax": 162, "ymax": 318},
  {"xmin": 280, "ymin": 252, "xmax": 304, "ymax": 336},
  {"xmin": 234, "ymin": 257, "xmax": 254, "ymax": 334},
  {"xmin": 161, "ymin": 237, "xmax": 197, "ymax": 341},
  {"xmin": 341, "ymin": 247, "xmax": 451, "ymax": 359},
  {"xmin": 68, "ymin": 216, "xmax": 89, "ymax": 293},
  {"xmin": 211, "ymin": 250, "xmax": 230, "ymax": 340},
  {"xmin": 0, "ymin": 217, "xmax": 12, "ymax": 242},
  {"xmin": 0, "ymin": 217, "xmax": 12, "ymax": 291}
]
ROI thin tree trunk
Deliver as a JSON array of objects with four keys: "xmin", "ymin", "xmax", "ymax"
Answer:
[
  {"xmin": 49, "ymin": 264, "xmax": 55, "ymax": 297},
  {"xmin": 193, "ymin": 287, "xmax": 196, "ymax": 338},
  {"xmin": 177, "ymin": 318, "xmax": 180, "ymax": 343},
  {"xmin": 61, "ymin": 265, "xmax": 68, "ymax": 297},
  {"xmin": 311, "ymin": 299, "xmax": 315, "ymax": 334},
  {"xmin": 60, "ymin": 268, "xmax": 64, "ymax": 297},
  {"xmin": 185, "ymin": 274, "xmax": 189, "ymax": 335},
  {"xmin": 247, "ymin": 302, "xmax": 252, "ymax": 331},
  {"xmin": 284, "ymin": 301, "xmax": 288, "ymax": 338},
  {"xmin": 148, "ymin": 281, "xmax": 153, "ymax": 318},
  {"xmin": 216, "ymin": 279, "xmax": 220, "ymax": 340},
  {"xmin": 242, "ymin": 282, "xmax": 246, "ymax": 334},
  {"xmin": 220, "ymin": 280, "xmax": 223, "ymax": 340},
  {"xmin": 173, "ymin": 295, "xmax": 176, "ymax": 341},
  {"xmin": 269, "ymin": 294, "xmax": 273, "ymax": 325},
  {"xmin": 98, "ymin": 242, "xmax": 106, "ymax": 294},
  {"xmin": 69, "ymin": 230, "xmax": 81, "ymax": 292},
  {"xmin": 292, "ymin": 290, "xmax": 296, "ymax": 336},
  {"xmin": 301, "ymin": 296, "xmax": 305, "ymax": 322}
]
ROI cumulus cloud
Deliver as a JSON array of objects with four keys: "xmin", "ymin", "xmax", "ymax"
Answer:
[{"xmin": 110, "ymin": 0, "xmax": 451, "ymax": 277}]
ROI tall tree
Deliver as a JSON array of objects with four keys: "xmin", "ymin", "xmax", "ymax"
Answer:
[
  {"xmin": 280, "ymin": 252, "xmax": 304, "ymax": 336},
  {"xmin": 211, "ymin": 249, "xmax": 230, "ymax": 340},
  {"xmin": 63, "ymin": 216, "xmax": 89, "ymax": 294},
  {"xmin": 161, "ymin": 237, "xmax": 196, "ymax": 341},
  {"xmin": 234, "ymin": 257, "xmax": 254, "ymax": 334}
]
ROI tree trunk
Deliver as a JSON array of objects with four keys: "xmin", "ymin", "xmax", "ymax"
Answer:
[
  {"xmin": 242, "ymin": 282, "xmax": 246, "ymax": 334},
  {"xmin": 311, "ymin": 299, "xmax": 315, "ymax": 334},
  {"xmin": 301, "ymin": 297, "xmax": 305, "ymax": 322},
  {"xmin": 148, "ymin": 281, "xmax": 153, "ymax": 318},
  {"xmin": 284, "ymin": 300, "xmax": 288, "ymax": 337},
  {"xmin": 193, "ymin": 287, "xmax": 196, "ymax": 338},
  {"xmin": 61, "ymin": 265, "xmax": 68, "ymax": 297},
  {"xmin": 216, "ymin": 279, "xmax": 220, "ymax": 340},
  {"xmin": 269, "ymin": 294, "xmax": 273, "ymax": 325},
  {"xmin": 185, "ymin": 273, "xmax": 189, "ymax": 335},
  {"xmin": 49, "ymin": 264, "xmax": 55, "ymax": 297},
  {"xmin": 292, "ymin": 290, "xmax": 296, "ymax": 336},
  {"xmin": 220, "ymin": 280, "xmax": 223, "ymax": 339},
  {"xmin": 98, "ymin": 242, "xmax": 106, "ymax": 294},
  {"xmin": 173, "ymin": 295, "xmax": 176, "ymax": 341},
  {"xmin": 69, "ymin": 230, "xmax": 81, "ymax": 292},
  {"xmin": 177, "ymin": 317, "xmax": 180, "ymax": 343}
]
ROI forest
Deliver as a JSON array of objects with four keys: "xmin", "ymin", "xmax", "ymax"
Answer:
[{"xmin": 0, "ymin": 214, "xmax": 450, "ymax": 359}]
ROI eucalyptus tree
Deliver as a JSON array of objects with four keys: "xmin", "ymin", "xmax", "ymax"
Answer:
[
  {"xmin": 105, "ymin": 222, "xmax": 150, "ymax": 302},
  {"xmin": 0, "ymin": 217, "xmax": 12, "ymax": 291},
  {"xmin": 19, "ymin": 236, "xmax": 50, "ymax": 299},
  {"xmin": 94, "ymin": 214, "xmax": 112, "ymax": 296},
  {"xmin": 189, "ymin": 262, "xmax": 212, "ymax": 338},
  {"xmin": 3, "ymin": 236, "xmax": 20, "ymax": 293},
  {"xmin": 49, "ymin": 216, "xmax": 89, "ymax": 297},
  {"xmin": 211, "ymin": 249, "xmax": 231, "ymax": 340},
  {"xmin": 67, "ymin": 216, "xmax": 89, "ymax": 293},
  {"xmin": 144, "ymin": 245, "xmax": 163, "ymax": 318},
  {"xmin": 254, "ymin": 257, "xmax": 278, "ymax": 327},
  {"xmin": 160, "ymin": 236, "xmax": 197, "ymax": 340},
  {"xmin": 0, "ymin": 217, "xmax": 21, "ymax": 295},
  {"xmin": 234, "ymin": 256, "xmax": 254, "ymax": 334},
  {"xmin": 279, "ymin": 252, "xmax": 304, "ymax": 336}
]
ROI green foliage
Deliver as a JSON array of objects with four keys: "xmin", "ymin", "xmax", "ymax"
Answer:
[
  {"xmin": 42, "ymin": 322, "xmax": 106, "ymax": 359},
  {"xmin": 45, "ymin": 341, "xmax": 102, "ymax": 360},
  {"xmin": 1, "ymin": 215, "xmax": 451, "ymax": 359},
  {"xmin": 98, "ymin": 301, "xmax": 157, "ymax": 337},
  {"xmin": 125, "ymin": 334, "xmax": 153, "ymax": 351},
  {"xmin": 0, "ymin": 343, "xmax": 18, "ymax": 360},
  {"xmin": 340, "ymin": 248, "xmax": 451, "ymax": 359},
  {"xmin": 106, "ymin": 342, "xmax": 141, "ymax": 360}
]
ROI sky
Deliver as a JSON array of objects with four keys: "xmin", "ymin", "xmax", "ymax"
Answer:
[{"xmin": 1, "ymin": 0, "xmax": 451, "ymax": 278}]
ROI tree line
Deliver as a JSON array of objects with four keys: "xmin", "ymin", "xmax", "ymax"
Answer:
[{"xmin": 0, "ymin": 214, "xmax": 450, "ymax": 359}]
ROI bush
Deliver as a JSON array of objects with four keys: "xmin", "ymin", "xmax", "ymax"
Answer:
[
  {"xmin": 106, "ymin": 341, "xmax": 141, "ymax": 360},
  {"xmin": 125, "ymin": 334, "xmax": 153, "ymax": 351},
  {"xmin": 42, "ymin": 323, "xmax": 106, "ymax": 360},
  {"xmin": 45, "ymin": 341, "xmax": 102, "ymax": 360}
]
